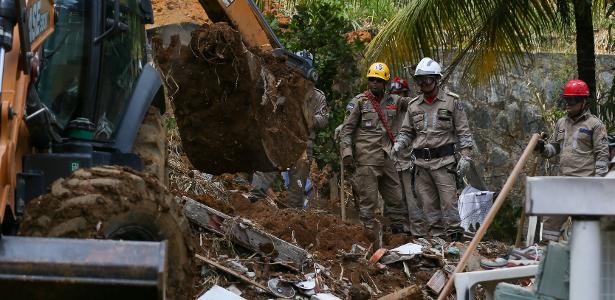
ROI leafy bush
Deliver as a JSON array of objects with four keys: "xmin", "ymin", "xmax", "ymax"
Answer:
[{"xmin": 267, "ymin": 1, "xmax": 366, "ymax": 168}]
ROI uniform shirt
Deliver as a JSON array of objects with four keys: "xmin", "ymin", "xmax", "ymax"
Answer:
[
  {"xmin": 543, "ymin": 111, "xmax": 609, "ymax": 177},
  {"xmin": 339, "ymin": 91, "xmax": 411, "ymax": 166},
  {"xmin": 310, "ymin": 88, "xmax": 329, "ymax": 133},
  {"xmin": 306, "ymin": 88, "xmax": 329, "ymax": 157},
  {"xmin": 397, "ymin": 89, "xmax": 474, "ymax": 170}
]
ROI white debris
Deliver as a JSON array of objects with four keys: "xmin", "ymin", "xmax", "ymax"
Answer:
[
  {"xmin": 310, "ymin": 293, "xmax": 343, "ymax": 300},
  {"xmin": 197, "ymin": 285, "xmax": 247, "ymax": 300},
  {"xmin": 390, "ymin": 243, "xmax": 423, "ymax": 255}
]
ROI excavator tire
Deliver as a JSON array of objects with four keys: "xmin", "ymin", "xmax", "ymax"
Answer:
[
  {"xmin": 18, "ymin": 166, "xmax": 195, "ymax": 299},
  {"xmin": 134, "ymin": 106, "xmax": 168, "ymax": 185}
]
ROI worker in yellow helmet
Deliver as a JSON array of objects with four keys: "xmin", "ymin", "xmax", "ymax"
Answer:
[{"xmin": 338, "ymin": 62, "xmax": 414, "ymax": 237}]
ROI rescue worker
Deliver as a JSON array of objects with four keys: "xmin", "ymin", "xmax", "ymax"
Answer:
[
  {"xmin": 252, "ymin": 50, "xmax": 328, "ymax": 208},
  {"xmin": 535, "ymin": 79, "xmax": 609, "ymax": 240},
  {"xmin": 339, "ymin": 62, "xmax": 409, "ymax": 233},
  {"xmin": 286, "ymin": 50, "xmax": 329, "ymax": 208},
  {"xmin": 392, "ymin": 57, "xmax": 474, "ymax": 240},
  {"xmin": 390, "ymin": 77, "xmax": 427, "ymax": 237}
]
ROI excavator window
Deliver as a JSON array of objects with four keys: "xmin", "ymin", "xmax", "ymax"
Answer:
[
  {"xmin": 34, "ymin": 0, "xmax": 89, "ymax": 130},
  {"xmin": 93, "ymin": 0, "xmax": 147, "ymax": 141}
]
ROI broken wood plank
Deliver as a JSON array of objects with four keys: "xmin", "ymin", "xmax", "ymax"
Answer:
[
  {"xmin": 195, "ymin": 254, "xmax": 272, "ymax": 295},
  {"xmin": 182, "ymin": 196, "xmax": 311, "ymax": 270}
]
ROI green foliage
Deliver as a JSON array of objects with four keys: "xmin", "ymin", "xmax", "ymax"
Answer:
[
  {"xmin": 267, "ymin": 0, "xmax": 365, "ymax": 168},
  {"xmin": 485, "ymin": 202, "xmax": 521, "ymax": 243}
]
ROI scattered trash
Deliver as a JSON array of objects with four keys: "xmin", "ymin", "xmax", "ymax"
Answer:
[
  {"xmin": 389, "ymin": 243, "xmax": 423, "ymax": 255},
  {"xmin": 369, "ymin": 248, "xmax": 388, "ymax": 264},
  {"xmin": 310, "ymin": 293, "xmax": 343, "ymax": 300},
  {"xmin": 447, "ymin": 246, "xmax": 460, "ymax": 256},
  {"xmin": 427, "ymin": 270, "xmax": 448, "ymax": 293},
  {"xmin": 459, "ymin": 185, "xmax": 494, "ymax": 231},
  {"xmin": 480, "ymin": 257, "xmax": 509, "ymax": 269},
  {"xmin": 226, "ymin": 284, "xmax": 243, "ymax": 296},
  {"xmin": 267, "ymin": 278, "xmax": 296, "ymax": 298},
  {"xmin": 197, "ymin": 285, "xmax": 247, "ymax": 300},
  {"xmin": 295, "ymin": 273, "xmax": 316, "ymax": 290}
]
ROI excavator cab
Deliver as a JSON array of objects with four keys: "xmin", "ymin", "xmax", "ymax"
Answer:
[
  {"xmin": 0, "ymin": 1, "xmax": 176, "ymax": 299},
  {"xmin": 17, "ymin": 0, "xmax": 165, "ymax": 217}
]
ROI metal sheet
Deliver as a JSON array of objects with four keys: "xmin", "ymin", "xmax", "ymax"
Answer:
[
  {"xmin": 0, "ymin": 236, "xmax": 166, "ymax": 299},
  {"xmin": 526, "ymin": 176, "xmax": 615, "ymax": 216}
]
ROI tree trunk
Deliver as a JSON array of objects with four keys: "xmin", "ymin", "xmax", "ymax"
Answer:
[{"xmin": 573, "ymin": 0, "xmax": 597, "ymax": 112}]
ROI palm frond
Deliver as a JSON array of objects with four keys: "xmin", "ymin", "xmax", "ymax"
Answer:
[{"xmin": 364, "ymin": 0, "xmax": 559, "ymax": 84}]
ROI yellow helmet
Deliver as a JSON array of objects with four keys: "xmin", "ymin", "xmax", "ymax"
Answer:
[{"xmin": 366, "ymin": 62, "xmax": 390, "ymax": 81}]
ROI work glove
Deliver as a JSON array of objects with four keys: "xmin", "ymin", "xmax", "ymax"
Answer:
[
  {"xmin": 334, "ymin": 124, "xmax": 343, "ymax": 142},
  {"xmin": 535, "ymin": 139, "xmax": 545, "ymax": 153},
  {"xmin": 342, "ymin": 155, "xmax": 354, "ymax": 167},
  {"xmin": 391, "ymin": 142, "xmax": 403, "ymax": 161}
]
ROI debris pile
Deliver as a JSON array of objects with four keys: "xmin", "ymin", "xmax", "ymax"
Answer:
[{"xmin": 168, "ymin": 161, "xmax": 523, "ymax": 299}]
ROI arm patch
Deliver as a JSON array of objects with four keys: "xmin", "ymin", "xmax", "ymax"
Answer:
[{"xmin": 346, "ymin": 102, "xmax": 355, "ymax": 115}]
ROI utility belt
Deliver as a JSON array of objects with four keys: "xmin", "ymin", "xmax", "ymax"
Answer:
[{"xmin": 413, "ymin": 143, "xmax": 455, "ymax": 160}]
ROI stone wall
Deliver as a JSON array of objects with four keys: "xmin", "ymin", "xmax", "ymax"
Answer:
[{"xmin": 444, "ymin": 53, "xmax": 615, "ymax": 206}]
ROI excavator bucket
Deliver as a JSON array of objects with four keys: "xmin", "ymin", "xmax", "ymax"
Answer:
[
  {"xmin": 0, "ymin": 236, "xmax": 166, "ymax": 299},
  {"xmin": 148, "ymin": 21, "xmax": 315, "ymax": 175}
]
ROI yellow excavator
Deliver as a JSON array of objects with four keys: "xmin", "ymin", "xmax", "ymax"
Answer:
[{"xmin": 0, "ymin": 0, "xmax": 313, "ymax": 299}]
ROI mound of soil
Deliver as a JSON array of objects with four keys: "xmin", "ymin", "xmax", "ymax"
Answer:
[
  {"xmin": 229, "ymin": 193, "xmax": 370, "ymax": 259},
  {"xmin": 153, "ymin": 22, "xmax": 313, "ymax": 175},
  {"xmin": 151, "ymin": 0, "xmax": 209, "ymax": 26}
]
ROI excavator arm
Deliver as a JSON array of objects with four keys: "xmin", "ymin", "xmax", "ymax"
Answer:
[{"xmin": 197, "ymin": 0, "xmax": 282, "ymax": 50}]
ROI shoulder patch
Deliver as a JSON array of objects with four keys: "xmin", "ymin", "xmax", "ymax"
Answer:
[
  {"xmin": 446, "ymin": 91, "xmax": 460, "ymax": 98},
  {"xmin": 456, "ymin": 101, "xmax": 464, "ymax": 111},
  {"xmin": 346, "ymin": 102, "xmax": 355, "ymax": 112}
]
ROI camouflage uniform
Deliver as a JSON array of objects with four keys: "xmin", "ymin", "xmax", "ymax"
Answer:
[
  {"xmin": 287, "ymin": 88, "xmax": 329, "ymax": 208},
  {"xmin": 397, "ymin": 89, "xmax": 474, "ymax": 237},
  {"xmin": 339, "ymin": 91, "xmax": 409, "ymax": 229},
  {"xmin": 541, "ymin": 110, "xmax": 609, "ymax": 240}
]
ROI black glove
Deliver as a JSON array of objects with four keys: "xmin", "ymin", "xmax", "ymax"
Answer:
[
  {"xmin": 535, "ymin": 139, "xmax": 545, "ymax": 153},
  {"xmin": 342, "ymin": 155, "xmax": 354, "ymax": 167}
]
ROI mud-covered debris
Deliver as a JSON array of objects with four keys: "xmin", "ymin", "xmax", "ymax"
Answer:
[{"xmin": 153, "ymin": 22, "xmax": 313, "ymax": 174}]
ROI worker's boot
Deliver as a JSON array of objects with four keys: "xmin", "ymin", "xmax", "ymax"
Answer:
[{"xmin": 364, "ymin": 220, "xmax": 383, "ymax": 250}]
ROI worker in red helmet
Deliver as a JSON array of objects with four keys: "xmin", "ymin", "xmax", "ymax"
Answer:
[
  {"xmin": 390, "ymin": 76, "xmax": 410, "ymax": 97},
  {"xmin": 535, "ymin": 79, "xmax": 609, "ymax": 241}
]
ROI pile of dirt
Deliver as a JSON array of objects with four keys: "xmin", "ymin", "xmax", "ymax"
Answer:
[
  {"xmin": 228, "ymin": 193, "xmax": 370, "ymax": 259},
  {"xmin": 150, "ymin": 0, "xmax": 209, "ymax": 26},
  {"xmin": 153, "ymin": 22, "xmax": 313, "ymax": 175}
]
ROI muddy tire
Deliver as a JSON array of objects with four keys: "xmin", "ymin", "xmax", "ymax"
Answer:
[
  {"xmin": 19, "ymin": 166, "xmax": 195, "ymax": 299},
  {"xmin": 134, "ymin": 106, "xmax": 168, "ymax": 185}
]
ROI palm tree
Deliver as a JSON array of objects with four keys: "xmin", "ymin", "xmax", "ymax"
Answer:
[{"xmin": 364, "ymin": 0, "xmax": 611, "ymax": 114}]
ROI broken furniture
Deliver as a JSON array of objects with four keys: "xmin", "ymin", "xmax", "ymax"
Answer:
[
  {"xmin": 454, "ymin": 265, "xmax": 538, "ymax": 300},
  {"xmin": 519, "ymin": 175, "xmax": 615, "ymax": 299},
  {"xmin": 495, "ymin": 243, "xmax": 569, "ymax": 300}
]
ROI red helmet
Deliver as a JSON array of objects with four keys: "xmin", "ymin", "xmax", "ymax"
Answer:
[
  {"xmin": 563, "ymin": 79, "xmax": 590, "ymax": 96},
  {"xmin": 391, "ymin": 76, "xmax": 409, "ymax": 94}
]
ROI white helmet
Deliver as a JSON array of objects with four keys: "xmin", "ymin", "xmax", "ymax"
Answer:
[{"xmin": 414, "ymin": 57, "xmax": 442, "ymax": 77}]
